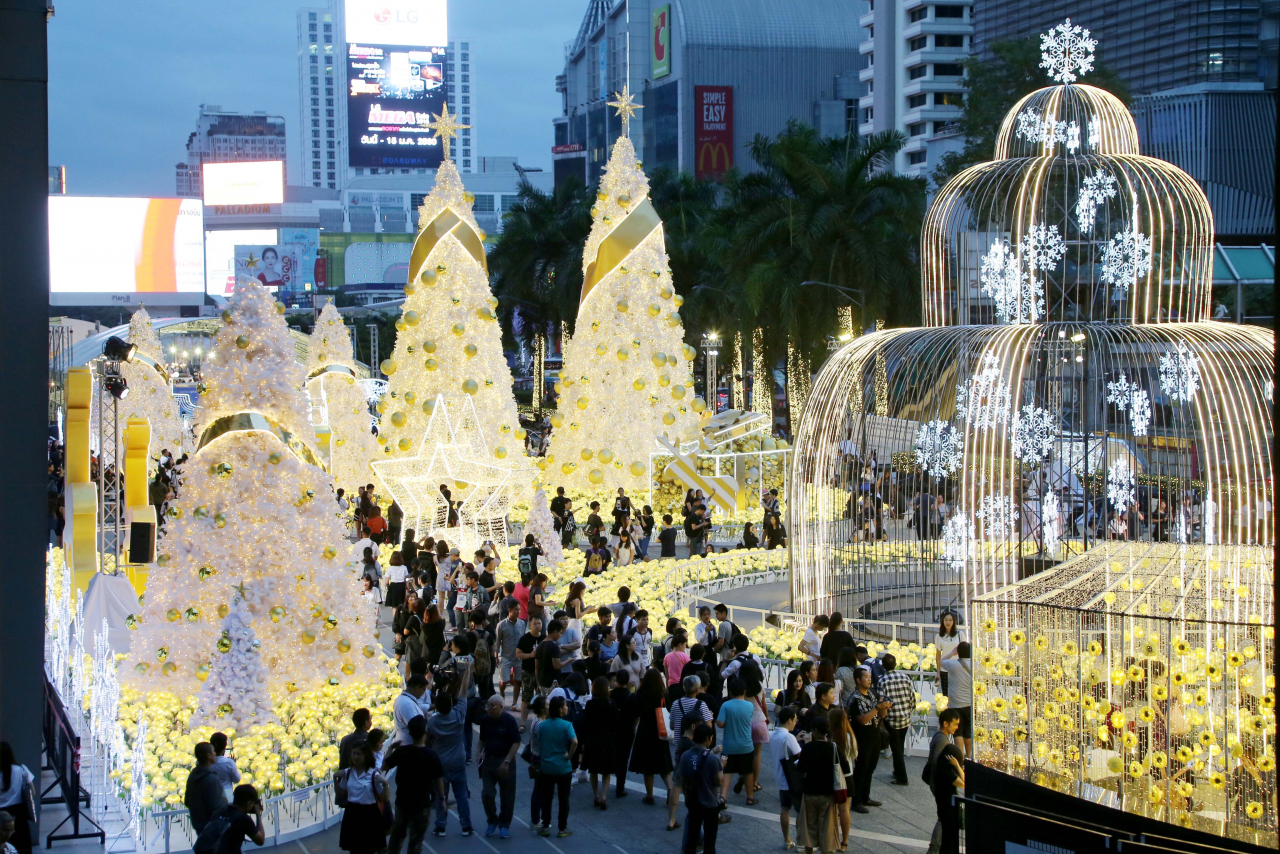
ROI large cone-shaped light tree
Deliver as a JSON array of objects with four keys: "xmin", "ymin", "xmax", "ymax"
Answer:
[
  {"xmin": 305, "ymin": 302, "xmax": 379, "ymax": 493},
  {"xmin": 375, "ymin": 106, "xmax": 522, "ymax": 460},
  {"xmin": 93, "ymin": 306, "xmax": 185, "ymax": 472},
  {"xmin": 124, "ymin": 281, "xmax": 382, "ymax": 703},
  {"xmin": 545, "ymin": 87, "xmax": 702, "ymax": 491}
]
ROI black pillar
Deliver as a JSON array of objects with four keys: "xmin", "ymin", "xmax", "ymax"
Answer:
[{"xmin": 0, "ymin": 0, "xmax": 50, "ymax": 827}]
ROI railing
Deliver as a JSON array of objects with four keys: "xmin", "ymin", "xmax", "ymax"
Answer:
[{"xmin": 141, "ymin": 779, "xmax": 340, "ymax": 854}]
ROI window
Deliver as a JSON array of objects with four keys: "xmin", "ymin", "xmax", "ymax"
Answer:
[
  {"xmin": 463, "ymin": 159, "xmax": 471, "ymax": 168},
  {"xmin": 328, "ymin": 182, "xmax": 336, "ymax": 189},
  {"xmin": 866, "ymin": 52, "xmax": 873, "ymax": 66},
  {"xmin": 501, "ymin": 194, "xmax": 519, "ymax": 212},
  {"xmin": 311, "ymin": 87, "xmax": 319, "ymax": 96},
  {"xmin": 311, "ymin": 119, "xmax": 319, "ymax": 128},
  {"xmin": 462, "ymin": 128, "xmax": 470, "ymax": 136},
  {"xmin": 310, "ymin": 75, "xmax": 318, "ymax": 84},
  {"xmin": 313, "ymin": 171, "xmax": 321, "ymax": 180},
  {"xmin": 907, "ymin": 151, "xmax": 927, "ymax": 165},
  {"xmin": 324, "ymin": 35, "xmax": 331, "ymax": 43},
  {"xmin": 310, "ymin": 55, "xmax": 317, "ymax": 63},
  {"xmin": 461, "ymin": 63, "xmax": 469, "ymax": 72},
  {"xmin": 936, "ymin": 34, "xmax": 965, "ymax": 48},
  {"xmin": 308, "ymin": 23, "xmax": 317, "ymax": 32},
  {"xmin": 908, "ymin": 93, "xmax": 927, "ymax": 109},
  {"xmin": 310, "ymin": 34, "xmax": 317, "ymax": 43},
  {"xmin": 312, "ymin": 140, "xmax": 320, "ymax": 149},
  {"xmin": 327, "ymin": 141, "xmax": 335, "ymax": 149},
  {"xmin": 909, "ymin": 35, "xmax": 927, "ymax": 52},
  {"xmin": 323, "ymin": 23, "xmax": 330, "ymax": 32},
  {"xmin": 908, "ymin": 122, "xmax": 926, "ymax": 136},
  {"xmin": 462, "ymin": 96, "xmax": 470, "ymax": 104},
  {"xmin": 325, "ymin": 87, "xmax": 333, "ymax": 96},
  {"xmin": 326, "ymin": 119, "xmax": 334, "ymax": 127},
  {"xmin": 462, "ymin": 74, "xmax": 469, "ymax": 83},
  {"xmin": 307, "ymin": 12, "xmax": 315, "ymax": 20},
  {"xmin": 326, "ymin": 98, "xmax": 333, "ymax": 106},
  {"xmin": 326, "ymin": 109, "xmax": 333, "ymax": 117},
  {"xmin": 936, "ymin": 91, "xmax": 963, "ymax": 107},
  {"xmin": 462, "ymin": 147, "xmax": 470, "ymax": 157},
  {"xmin": 909, "ymin": 65, "xmax": 928, "ymax": 80},
  {"xmin": 328, "ymin": 172, "xmax": 335, "ymax": 179},
  {"xmin": 311, "ymin": 108, "xmax": 319, "ymax": 117},
  {"xmin": 863, "ymin": 107, "xmax": 873, "ymax": 122},
  {"xmin": 462, "ymin": 85, "xmax": 470, "ymax": 93},
  {"xmin": 909, "ymin": 7, "xmax": 927, "ymax": 22},
  {"xmin": 327, "ymin": 130, "xmax": 334, "ymax": 138},
  {"xmin": 312, "ymin": 129, "xmax": 320, "ymax": 138},
  {"xmin": 867, "ymin": 26, "xmax": 873, "ymax": 37},
  {"xmin": 934, "ymin": 5, "xmax": 965, "ymax": 18},
  {"xmin": 311, "ymin": 97, "xmax": 319, "ymax": 106},
  {"xmin": 934, "ymin": 63, "xmax": 964, "ymax": 76}
]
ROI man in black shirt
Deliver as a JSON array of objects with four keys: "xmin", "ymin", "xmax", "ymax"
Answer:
[
  {"xmin": 658, "ymin": 514, "xmax": 678, "ymax": 558},
  {"xmin": 585, "ymin": 502, "xmax": 605, "ymax": 540},
  {"xmin": 184, "ymin": 743, "xmax": 227, "ymax": 833},
  {"xmin": 549, "ymin": 487, "xmax": 568, "ymax": 531},
  {"xmin": 517, "ymin": 534, "xmax": 542, "ymax": 581},
  {"xmin": 338, "ymin": 708, "xmax": 372, "ymax": 770},
  {"xmin": 818, "ymin": 612, "xmax": 854, "ymax": 664},
  {"xmin": 384, "ymin": 717, "xmax": 445, "ymax": 854},
  {"xmin": 515, "ymin": 617, "xmax": 544, "ymax": 730},
  {"xmin": 194, "ymin": 785, "xmax": 264, "ymax": 854},
  {"xmin": 796, "ymin": 718, "xmax": 837, "ymax": 850},
  {"xmin": 536, "ymin": 620, "xmax": 573, "ymax": 692},
  {"xmin": 478, "ymin": 696, "xmax": 522, "ymax": 837}
]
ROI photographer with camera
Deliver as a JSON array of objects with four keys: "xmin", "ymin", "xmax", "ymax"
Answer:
[{"xmin": 192, "ymin": 784, "xmax": 265, "ymax": 854}]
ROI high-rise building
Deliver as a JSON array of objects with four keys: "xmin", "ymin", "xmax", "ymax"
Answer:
[
  {"xmin": 297, "ymin": 6, "xmax": 344, "ymax": 190},
  {"xmin": 175, "ymin": 106, "xmax": 287, "ymax": 198},
  {"xmin": 856, "ymin": 0, "xmax": 973, "ymax": 178},
  {"xmin": 552, "ymin": 0, "xmax": 861, "ymax": 188},
  {"xmin": 444, "ymin": 38, "xmax": 476, "ymax": 173}
]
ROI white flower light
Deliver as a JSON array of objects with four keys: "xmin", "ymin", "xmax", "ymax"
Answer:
[
  {"xmin": 976, "ymin": 494, "xmax": 1019, "ymax": 539},
  {"xmin": 1040, "ymin": 18, "xmax": 1097, "ymax": 84},
  {"xmin": 1107, "ymin": 459, "xmax": 1135, "ymax": 509},
  {"xmin": 1158, "ymin": 341, "xmax": 1201, "ymax": 404},
  {"xmin": 1076, "ymin": 169, "xmax": 1117, "ymax": 235},
  {"xmin": 1012, "ymin": 404, "xmax": 1057, "ymax": 465},
  {"xmin": 955, "ymin": 352, "xmax": 1013, "ymax": 429},
  {"xmin": 1021, "ymin": 223, "xmax": 1067, "ymax": 272},
  {"xmin": 1100, "ymin": 228, "xmax": 1154, "ymax": 291},
  {"xmin": 914, "ymin": 419, "xmax": 963, "ymax": 477}
]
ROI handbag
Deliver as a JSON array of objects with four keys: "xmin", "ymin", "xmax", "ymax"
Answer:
[
  {"xmin": 334, "ymin": 768, "xmax": 350, "ymax": 808},
  {"xmin": 18, "ymin": 772, "xmax": 36, "ymax": 822},
  {"xmin": 520, "ymin": 740, "xmax": 540, "ymax": 778},
  {"xmin": 832, "ymin": 745, "xmax": 847, "ymax": 792},
  {"xmin": 656, "ymin": 700, "xmax": 672, "ymax": 741}
]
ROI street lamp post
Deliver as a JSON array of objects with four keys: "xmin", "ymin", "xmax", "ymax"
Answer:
[{"xmin": 701, "ymin": 331, "xmax": 720, "ymax": 412}]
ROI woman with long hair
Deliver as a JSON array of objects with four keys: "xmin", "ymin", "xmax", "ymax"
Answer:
[
  {"xmin": 581, "ymin": 677, "xmax": 620, "ymax": 809},
  {"xmin": 742, "ymin": 521, "xmax": 759, "ymax": 549},
  {"xmin": 422, "ymin": 603, "xmax": 446, "ymax": 667},
  {"xmin": 336, "ymin": 744, "xmax": 388, "ymax": 854},
  {"xmin": 528, "ymin": 573, "xmax": 549, "ymax": 624},
  {"xmin": 773, "ymin": 669, "xmax": 812, "ymax": 725},
  {"xmin": 629, "ymin": 669, "xmax": 679, "ymax": 831},
  {"xmin": 827, "ymin": 708, "xmax": 857, "ymax": 851},
  {"xmin": 613, "ymin": 528, "xmax": 637, "ymax": 566},
  {"xmin": 0, "ymin": 742, "xmax": 34, "ymax": 854},
  {"xmin": 834, "ymin": 648, "xmax": 860, "ymax": 708},
  {"xmin": 933, "ymin": 610, "xmax": 966, "ymax": 697},
  {"xmin": 383, "ymin": 550, "xmax": 406, "ymax": 609},
  {"xmin": 609, "ymin": 636, "xmax": 645, "ymax": 685},
  {"xmin": 564, "ymin": 581, "xmax": 588, "ymax": 646}
]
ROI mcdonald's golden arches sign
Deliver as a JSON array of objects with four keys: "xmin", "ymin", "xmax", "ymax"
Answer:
[{"xmin": 694, "ymin": 85, "xmax": 733, "ymax": 180}]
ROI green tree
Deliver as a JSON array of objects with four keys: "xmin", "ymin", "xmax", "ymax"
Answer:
[{"xmin": 933, "ymin": 34, "xmax": 1130, "ymax": 187}]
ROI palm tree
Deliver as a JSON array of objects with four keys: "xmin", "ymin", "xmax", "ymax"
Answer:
[{"xmin": 488, "ymin": 176, "xmax": 594, "ymax": 346}]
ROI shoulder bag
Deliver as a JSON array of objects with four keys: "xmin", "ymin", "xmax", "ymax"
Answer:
[{"xmin": 656, "ymin": 699, "xmax": 672, "ymax": 741}]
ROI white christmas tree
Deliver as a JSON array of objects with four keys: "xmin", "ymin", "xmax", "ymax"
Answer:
[
  {"xmin": 545, "ymin": 88, "xmax": 702, "ymax": 491},
  {"xmin": 305, "ymin": 302, "xmax": 380, "ymax": 493},
  {"xmin": 523, "ymin": 487, "xmax": 564, "ymax": 566},
  {"xmin": 193, "ymin": 597, "xmax": 275, "ymax": 732},
  {"xmin": 375, "ymin": 106, "xmax": 522, "ymax": 459},
  {"xmin": 124, "ymin": 281, "xmax": 381, "ymax": 697},
  {"xmin": 92, "ymin": 306, "xmax": 185, "ymax": 472}
]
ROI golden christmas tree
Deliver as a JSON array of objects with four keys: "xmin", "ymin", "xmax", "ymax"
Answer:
[
  {"xmin": 545, "ymin": 87, "xmax": 702, "ymax": 490},
  {"xmin": 305, "ymin": 302, "xmax": 380, "ymax": 492},
  {"xmin": 375, "ymin": 106, "xmax": 522, "ymax": 459}
]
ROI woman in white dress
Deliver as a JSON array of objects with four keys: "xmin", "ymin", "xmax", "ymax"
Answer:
[{"xmin": 933, "ymin": 611, "xmax": 967, "ymax": 698}]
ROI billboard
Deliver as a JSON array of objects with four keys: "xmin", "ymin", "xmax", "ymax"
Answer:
[
  {"xmin": 205, "ymin": 229, "xmax": 277, "ymax": 297},
  {"xmin": 652, "ymin": 4, "xmax": 671, "ymax": 78},
  {"xmin": 694, "ymin": 85, "xmax": 734, "ymax": 180},
  {"xmin": 347, "ymin": 42, "xmax": 447, "ymax": 169},
  {"xmin": 234, "ymin": 244, "xmax": 308, "ymax": 293},
  {"xmin": 202, "ymin": 161, "xmax": 284, "ymax": 206},
  {"xmin": 49, "ymin": 197, "xmax": 205, "ymax": 306},
  {"xmin": 344, "ymin": 0, "xmax": 447, "ymax": 47}
]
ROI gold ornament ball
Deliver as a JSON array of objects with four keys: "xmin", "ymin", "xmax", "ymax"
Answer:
[
  {"xmin": 667, "ymin": 354, "xmax": 678, "ymax": 366},
  {"xmin": 323, "ymin": 546, "xmax": 338, "ymax": 560},
  {"xmin": 394, "ymin": 319, "xmax": 406, "ymax": 332},
  {"xmin": 618, "ymin": 193, "xmax": 631, "ymax": 206},
  {"xmin": 692, "ymin": 396, "xmax": 707, "ymax": 412},
  {"xmin": 135, "ymin": 662, "xmax": 149, "ymax": 674},
  {"xmin": 682, "ymin": 344, "xmax": 697, "ymax": 361},
  {"xmin": 576, "ymin": 396, "xmax": 589, "ymax": 410},
  {"xmin": 198, "ymin": 564, "xmax": 216, "ymax": 580},
  {"xmin": 220, "ymin": 309, "xmax": 233, "ymax": 323},
  {"xmin": 337, "ymin": 638, "xmax": 352, "ymax": 653},
  {"xmin": 477, "ymin": 306, "xmax": 494, "ymax": 321},
  {"xmin": 166, "ymin": 608, "xmax": 181, "ymax": 622},
  {"xmin": 462, "ymin": 378, "xmax": 479, "ymax": 395},
  {"xmin": 616, "ymin": 347, "xmax": 629, "ymax": 360},
  {"xmin": 651, "ymin": 352, "xmax": 667, "ymax": 367},
  {"xmin": 494, "ymin": 446, "xmax": 507, "ymax": 459},
  {"xmin": 630, "ymin": 461, "xmax": 646, "ymax": 477},
  {"xmin": 561, "ymin": 462, "xmax": 574, "ymax": 475},
  {"xmin": 671, "ymin": 384, "xmax": 687, "ymax": 399},
  {"xmin": 515, "ymin": 427, "xmax": 527, "ymax": 440},
  {"xmin": 390, "ymin": 410, "xmax": 407, "ymax": 428},
  {"xmin": 380, "ymin": 359, "xmax": 397, "ymax": 375},
  {"xmin": 341, "ymin": 662, "xmax": 356, "ymax": 676},
  {"xmin": 398, "ymin": 437, "xmax": 412, "ymax": 451},
  {"xmin": 659, "ymin": 374, "xmax": 672, "ymax": 387},
  {"xmin": 660, "ymin": 286, "xmax": 673, "ymax": 300},
  {"xmin": 663, "ymin": 412, "xmax": 676, "ymax": 426},
  {"xmin": 217, "ymin": 633, "xmax": 232, "ymax": 653},
  {"xmin": 217, "ymin": 604, "xmax": 230, "ymax": 619},
  {"xmin": 362, "ymin": 644, "xmax": 377, "ymax": 658},
  {"xmin": 667, "ymin": 311, "xmax": 681, "ymax": 327},
  {"xmin": 404, "ymin": 390, "xmax": 417, "ymax": 404},
  {"xmin": 648, "ymin": 304, "xmax": 661, "ymax": 317},
  {"xmin": 162, "ymin": 662, "xmax": 178, "ymax": 675},
  {"xmin": 236, "ymin": 335, "xmax": 250, "ymax": 349},
  {"xmin": 214, "ymin": 512, "xmax": 227, "ymax": 528},
  {"xmin": 301, "ymin": 629, "xmax": 317, "ymax": 645},
  {"xmin": 420, "ymin": 268, "xmax": 437, "ymax": 286},
  {"xmin": 125, "ymin": 614, "xmax": 140, "ymax": 629},
  {"xmin": 452, "ymin": 322, "xmax": 467, "ymax": 337},
  {"xmin": 422, "ymin": 398, "xmax": 436, "ymax": 415},
  {"xmin": 580, "ymin": 448, "xmax": 594, "ymax": 461},
  {"xmin": 633, "ymin": 378, "xmax": 646, "ymax": 391},
  {"xmin": 217, "ymin": 703, "xmax": 234, "ymax": 717},
  {"xmin": 424, "ymin": 358, "xmax": 438, "ymax": 372},
  {"xmin": 184, "ymin": 607, "xmax": 201, "ymax": 622},
  {"xmin": 674, "ymin": 294, "xmax": 684, "ymax": 307},
  {"xmin": 588, "ymin": 469, "xmax": 604, "ymax": 485},
  {"xmin": 464, "ymin": 343, "xmax": 478, "ymax": 358},
  {"xmin": 268, "ymin": 451, "xmax": 283, "ymax": 464},
  {"xmin": 616, "ymin": 299, "xmax": 629, "ymax": 313},
  {"xmin": 195, "ymin": 664, "xmax": 211, "ymax": 682},
  {"xmin": 404, "ymin": 310, "xmax": 420, "ymax": 326},
  {"xmin": 403, "ymin": 281, "xmax": 417, "ymax": 296},
  {"xmin": 599, "ymin": 448, "xmax": 615, "ymax": 464},
  {"xmin": 595, "ymin": 343, "xmax": 608, "ymax": 356},
  {"xmin": 154, "ymin": 646, "xmax": 168, "ymax": 661},
  {"xmin": 376, "ymin": 400, "xmax": 388, "ymax": 414},
  {"xmin": 422, "ymin": 338, "xmax": 437, "ymax": 353},
  {"xmin": 436, "ymin": 263, "xmax": 448, "ymax": 274},
  {"xmin": 275, "ymin": 300, "xmax": 287, "ymax": 314},
  {"xmin": 270, "ymin": 606, "xmax": 286, "ymax": 623},
  {"xmin": 549, "ymin": 413, "xmax": 564, "ymax": 428}
]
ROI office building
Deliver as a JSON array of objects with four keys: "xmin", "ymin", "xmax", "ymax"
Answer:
[
  {"xmin": 857, "ymin": 0, "xmax": 973, "ymax": 178},
  {"xmin": 444, "ymin": 38, "xmax": 477, "ymax": 173},
  {"xmin": 175, "ymin": 106, "xmax": 288, "ymax": 197},
  {"xmin": 552, "ymin": 0, "xmax": 861, "ymax": 187},
  {"xmin": 297, "ymin": 6, "xmax": 344, "ymax": 190}
]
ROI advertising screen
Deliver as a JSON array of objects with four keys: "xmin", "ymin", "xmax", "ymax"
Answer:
[
  {"xmin": 347, "ymin": 43, "xmax": 446, "ymax": 169},
  {"xmin": 205, "ymin": 229, "xmax": 277, "ymax": 297},
  {"xmin": 49, "ymin": 197, "xmax": 205, "ymax": 306},
  {"xmin": 652, "ymin": 4, "xmax": 671, "ymax": 78},
  {"xmin": 694, "ymin": 85, "xmax": 734, "ymax": 180},
  {"xmin": 234, "ymin": 244, "xmax": 308, "ymax": 294},
  {"xmin": 202, "ymin": 161, "xmax": 284, "ymax": 206},
  {"xmin": 344, "ymin": 0, "xmax": 447, "ymax": 46}
]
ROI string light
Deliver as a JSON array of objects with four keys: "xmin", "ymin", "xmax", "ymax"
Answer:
[{"xmin": 305, "ymin": 302, "xmax": 380, "ymax": 491}]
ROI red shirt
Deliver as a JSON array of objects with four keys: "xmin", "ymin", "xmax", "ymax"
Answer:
[
  {"xmin": 664, "ymin": 649, "xmax": 690, "ymax": 686},
  {"xmin": 367, "ymin": 516, "xmax": 387, "ymax": 535},
  {"xmin": 513, "ymin": 583, "xmax": 531, "ymax": 621}
]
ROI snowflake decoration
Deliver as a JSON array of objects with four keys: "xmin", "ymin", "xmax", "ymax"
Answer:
[
  {"xmin": 1107, "ymin": 459, "xmax": 1135, "ymax": 510},
  {"xmin": 1012, "ymin": 405, "xmax": 1057, "ymax": 465},
  {"xmin": 1106, "ymin": 372, "xmax": 1137, "ymax": 408},
  {"xmin": 1014, "ymin": 110, "xmax": 1080, "ymax": 153},
  {"xmin": 1066, "ymin": 123, "xmax": 1081, "ymax": 153},
  {"xmin": 956, "ymin": 352, "xmax": 1013, "ymax": 428},
  {"xmin": 1087, "ymin": 117, "xmax": 1101, "ymax": 149},
  {"xmin": 976, "ymin": 494, "xmax": 1019, "ymax": 539},
  {"xmin": 1265, "ymin": 378, "xmax": 1274, "ymax": 403},
  {"xmin": 1158, "ymin": 341, "xmax": 1201, "ymax": 404},
  {"xmin": 1100, "ymin": 228, "xmax": 1154, "ymax": 291},
  {"xmin": 1021, "ymin": 223, "xmax": 1067, "ymax": 272},
  {"xmin": 1042, "ymin": 491, "xmax": 1062, "ymax": 557},
  {"xmin": 1040, "ymin": 18, "xmax": 1097, "ymax": 84},
  {"xmin": 1075, "ymin": 170, "xmax": 1117, "ymax": 235},
  {"xmin": 941, "ymin": 514, "xmax": 974, "ymax": 573},
  {"xmin": 1129, "ymin": 389, "xmax": 1151, "ymax": 437},
  {"xmin": 979, "ymin": 239, "xmax": 1043, "ymax": 323},
  {"xmin": 914, "ymin": 419, "xmax": 963, "ymax": 478}
]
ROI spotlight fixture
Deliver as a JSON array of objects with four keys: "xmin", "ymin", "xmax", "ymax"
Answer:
[
  {"xmin": 104, "ymin": 376, "xmax": 130, "ymax": 400},
  {"xmin": 103, "ymin": 336, "xmax": 137, "ymax": 363}
]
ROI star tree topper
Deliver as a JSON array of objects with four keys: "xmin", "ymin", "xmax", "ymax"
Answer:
[
  {"xmin": 429, "ymin": 104, "xmax": 470, "ymax": 162},
  {"xmin": 607, "ymin": 85, "xmax": 642, "ymax": 135}
]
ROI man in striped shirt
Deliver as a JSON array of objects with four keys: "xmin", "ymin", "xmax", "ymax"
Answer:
[{"xmin": 876, "ymin": 654, "xmax": 916, "ymax": 786}]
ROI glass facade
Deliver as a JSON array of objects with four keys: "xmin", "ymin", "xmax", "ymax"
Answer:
[{"xmin": 642, "ymin": 81, "xmax": 679, "ymax": 173}]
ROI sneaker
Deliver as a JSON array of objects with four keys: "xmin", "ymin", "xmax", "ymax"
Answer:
[
  {"xmin": 557, "ymin": 830, "xmax": 573, "ymax": 838},
  {"xmin": 460, "ymin": 828, "xmax": 474, "ymax": 837},
  {"xmin": 537, "ymin": 826, "xmax": 551, "ymax": 837},
  {"xmin": 485, "ymin": 824, "xmax": 498, "ymax": 838},
  {"xmin": 432, "ymin": 828, "xmax": 446, "ymax": 838},
  {"xmin": 498, "ymin": 827, "xmax": 510, "ymax": 840}
]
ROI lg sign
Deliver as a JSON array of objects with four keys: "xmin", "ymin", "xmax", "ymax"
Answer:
[
  {"xmin": 373, "ymin": 7, "xmax": 418, "ymax": 24},
  {"xmin": 345, "ymin": 0, "xmax": 445, "ymax": 46}
]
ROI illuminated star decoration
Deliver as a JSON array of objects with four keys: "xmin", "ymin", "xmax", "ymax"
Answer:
[
  {"xmin": 243, "ymin": 253, "xmax": 260, "ymax": 271},
  {"xmin": 371, "ymin": 394, "xmax": 530, "ymax": 559},
  {"xmin": 428, "ymin": 104, "xmax": 470, "ymax": 162},
  {"xmin": 607, "ymin": 85, "xmax": 643, "ymax": 135}
]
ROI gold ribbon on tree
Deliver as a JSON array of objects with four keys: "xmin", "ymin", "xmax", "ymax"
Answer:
[
  {"xmin": 409, "ymin": 207, "xmax": 488, "ymax": 283},
  {"xmin": 197, "ymin": 411, "xmax": 329, "ymax": 472},
  {"xmin": 306, "ymin": 363, "xmax": 357, "ymax": 381},
  {"xmin": 580, "ymin": 197, "xmax": 662, "ymax": 306},
  {"xmin": 134, "ymin": 352, "xmax": 171, "ymax": 385}
]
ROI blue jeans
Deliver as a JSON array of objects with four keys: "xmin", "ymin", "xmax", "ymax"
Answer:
[
  {"xmin": 637, "ymin": 536, "xmax": 651, "ymax": 558},
  {"xmin": 689, "ymin": 536, "xmax": 704, "ymax": 557},
  {"xmin": 445, "ymin": 590, "xmax": 458, "ymax": 628},
  {"xmin": 435, "ymin": 767, "xmax": 472, "ymax": 831}
]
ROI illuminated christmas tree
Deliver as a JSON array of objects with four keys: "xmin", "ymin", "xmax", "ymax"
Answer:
[
  {"xmin": 523, "ymin": 487, "xmax": 564, "ymax": 566},
  {"xmin": 545, "ymin": 87, "xmax": 702, "ymax": 491},
  {"xmin": 305, "ymin": 302, "xmax": 379, "ymax": 492},
  {"xmin": 192, "ymin": 597, "xmax": 275, "ymax": 732},
  {"xmin": 375, "ymin": 106, "xmax": 522, "ymax": 460},
  {"xmin": 125, "ymin": 281, "xmax": 380, "ymax": 698}
]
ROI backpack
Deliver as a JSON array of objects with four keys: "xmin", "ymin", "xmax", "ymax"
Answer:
[
  {"xmin": 734, "ymin": 653, "xmax": 764, "ymax": 695},
  {"xmin": 587, "ymin": 550, "xmax": 604, "ymax": 573},
  {"xmin": 193, "ymin": 809, "xmax": 235, "ymax": 854},
  {"xmin": 473, "ymin": 634, "xmax": 492, "ymax": 678},
  {"xmin": 518, "ymin": 550, "xmax": 534, "ymax": 576},
  {"xmin": 562, "ymin": 689, "xmax": 585, "ymax": 726},
  {"xmin": 723, "ymin": 620, "xmax": 747, "ymax": 650}
]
